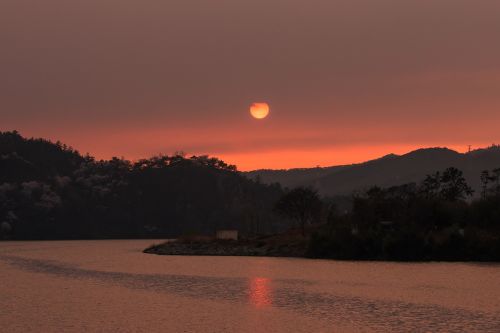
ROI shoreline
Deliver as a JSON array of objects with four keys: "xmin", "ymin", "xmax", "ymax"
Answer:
[
  {"xmin": 143, "ymin": 238, "xmax": 500, "ymax": 263},
  {"xmin": 143, "ymin": 235, "xmax": 308, "ymax": 258}
]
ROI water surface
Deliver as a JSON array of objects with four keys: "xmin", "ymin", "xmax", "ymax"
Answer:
[{"xmin": 1, "ymin": 240, "xmax": 499, "ymax": 332}]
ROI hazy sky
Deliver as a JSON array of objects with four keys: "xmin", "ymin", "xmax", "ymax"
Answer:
[{"xmin": 2, "ymin": 0, "xmax": 500, "ymax": 170}]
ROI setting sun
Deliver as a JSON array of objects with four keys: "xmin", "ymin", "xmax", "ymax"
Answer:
[
  {"xmin": 3, "ymin": 1, "xmax": 500, "ymax": 331},
  {"xmin": 250, "ymin": 102, "xmax": 270, "ymax": 119}
]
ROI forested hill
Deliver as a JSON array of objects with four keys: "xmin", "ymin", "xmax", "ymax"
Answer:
[
  {"xmin": 0, "ymin": 131, "xmax": 284, "ymax": 240},
  {"xmin": 0, "ymin": 131, "xmax": 84, "ymax": 183},
  {"xmin": 246, "ymin": 147, "xmax": 500, "ymax": 196}
]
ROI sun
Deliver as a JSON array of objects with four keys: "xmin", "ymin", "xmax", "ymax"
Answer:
[{"xmin": 250, "ymin": 102, "xmax": 270, "ymax": 119}]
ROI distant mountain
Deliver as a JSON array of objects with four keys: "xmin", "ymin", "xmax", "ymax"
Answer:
[{"xmin": 245, "ymin": 146, "xmax": 500, "ymax": 196}]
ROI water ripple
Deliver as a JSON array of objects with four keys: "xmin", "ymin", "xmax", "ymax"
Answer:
[{"xmin": 1, "ymin": 255, "xmax": 499, "ymax": 332}]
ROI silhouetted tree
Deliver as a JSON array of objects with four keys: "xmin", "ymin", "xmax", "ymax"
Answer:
[
  {"xmin": 439, "ymin": 167, "xmax": 474, "ymax": 201},
  {"xmin": 481, "ymin": 170, "xmax": 491, "ymax": 199},
  {"xmin": 309, "ymin": 167, "xmax": 498, "ymax": 261},
  {"xmin": 490, "ymin": 168, "xmax": 500, "ymax": 196},
  {"xmin": 419, "ymin": 172, "xmax": 441, "ymax": 199},
  {"xmin": 418, "ymin": 168, "xmax": 473, "ymax": 202},
  {"xmin": 274, "ymin": 187, "xmax": 322, "ymax": 236}
]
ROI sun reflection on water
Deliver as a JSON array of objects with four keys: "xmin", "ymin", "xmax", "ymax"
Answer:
[{"xmin": 249, "ymin": 277, "xmax": 272, "ymax": 308}]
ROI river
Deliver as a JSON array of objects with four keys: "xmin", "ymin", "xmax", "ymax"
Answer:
[{"xmin": 1, "ymin": 240, "xmax": 499, "ymax": 332}]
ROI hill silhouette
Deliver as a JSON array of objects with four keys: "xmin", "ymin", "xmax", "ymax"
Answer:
[
  {"xmin": 0, "ymin": 130, "xmax": 84, "ymax": 183},
  {"xmin": 246, "ymin": 146, "xmax": 500, "ymax": 196},
  {"xmin": 0, "ymin": 131, "xmax": 284, "ymax": 239}
]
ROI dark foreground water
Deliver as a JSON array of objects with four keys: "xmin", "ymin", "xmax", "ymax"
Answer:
[{"xmin": 1, "ymin": 240, "xmax": 499, "ymax": 332}]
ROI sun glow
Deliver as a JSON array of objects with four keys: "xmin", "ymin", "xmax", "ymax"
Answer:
[{"xmin": 250, "ymin": 103, "xmax": 270, "ymax": 119}]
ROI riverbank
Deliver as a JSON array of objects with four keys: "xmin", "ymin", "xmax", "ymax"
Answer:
[
  {"xmin": 143, "ymin": 233, "xmax": 308, "ymax": 257},
  {"xmin": 144, "ymin": 229, "xmax": 500, "ymax": 262}
]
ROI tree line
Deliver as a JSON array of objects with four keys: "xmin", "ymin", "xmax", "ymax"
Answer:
[
  {"xmin": 2, "ymin": 130, "xmax": 500, "ymax": 261},
  {"xmin": 276, "ymin": 167, "xmax": 500, "ymax": 261},
  {"xmin": 0, "ymin": 131, "xmax": 284, "ymax": 239}
]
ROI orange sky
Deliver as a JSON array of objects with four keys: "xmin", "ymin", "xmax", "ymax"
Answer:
[
  {"xmin": 14, "ymin": 119, "xmax": 497, "ymax": 170},
  {"xmin": 2, "ymin": 0, "xmax": 500, "ymax": 170}
]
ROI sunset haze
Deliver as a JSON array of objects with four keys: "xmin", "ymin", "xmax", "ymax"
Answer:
[{"xmin": 2, "ymin": 0, "xmax": 499, "ymax": 169}]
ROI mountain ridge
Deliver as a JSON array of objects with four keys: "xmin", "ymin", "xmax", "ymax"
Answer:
[{"xmin": 245, "ymin": 146, "xmax": 500, "ymax": 196}]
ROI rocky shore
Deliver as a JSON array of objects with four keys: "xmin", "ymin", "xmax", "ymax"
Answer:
[{"xmin": 143, "ymin": 234, "xmax": 308, "ymax": 258}]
